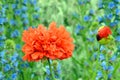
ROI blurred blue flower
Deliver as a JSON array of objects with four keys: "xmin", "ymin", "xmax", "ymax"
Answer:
[
  {"xmin": 46, "ymin": 66, "xmax": 50, "ymax": 75},
  {"xmin": 75, "ymin": 24, "xmax": 84, "ymax": 34},
  {"xmin": 0, "ymin": 50, "xmax": 5, "ymax": 58},
  {"xmin": 97, "ymin": 16, "xmax": 103, "ymax": 22},
  {"xmin": 108, "ymin": 73, "xmax": 112, "ymax": 79},
  {"xmin": 92, "ymin": 53, "xmax": 97, "ymax": 60},
  {"xmin": 0, "ymin": 35, "xmax": 6, "ymax": 40},
  {"xmin": 84, "ymin": 15, "xmax": 91, "ymax": 21},
  {"xmin": 115, "ymin": 36, "xmax": 120, "ymax": 42},
  {"xmin": 10, "ymin": 53, "xmax": 18, "ymax": 63},
  {"xmin": 23, "ymin": 0, "xmax": 28, "ymax": 5},
  {"xmin": 22, "ymin": 6, "xmax": 28, "ymax": 12},
  {"xmin": 33, "ymin": 14, "xmax": 39, "ymax": 19},
  {"xmin": 78, "ymin": 0, "xmax": 84, "ymax": 5},
  {"xmin": 99, "ymin": 54, "xmax": 105, "ymax": 61},
  {"xmin": 13, "ymin": 61, "xmax": 18, "ymax": 67},
  {"xmin": 1, "ymin": 58, "xmax": 7, "ymax": 64},
  {"xmin": 0, "ymin": 26, "xmax": 4, "ymax": 33},
  {"xmin": 34, "ymin": 7, "xmax": 40, "ymax": 11},
  {"xmin": 116, "ymin": 8, "xmax": 120, "ymax": 15},
  {"xmin": 11, "ymin": 73, "xmax": 17, "ymax": 80},
  {"xmin": 110, "ymin": 55, "xmax": 116, "ymax": 62},
  {"xmin": 87, "ymin": 37, "xmax": 94, "ymax": 42},
  {"xmin": 1, "ymin": 7, "xmax": 6, "ymax": 14},
  {"xmin": 45, "ymin": 76, "xmax": 50, "ymax": 80},
  {"xmin": 22, "ymin": 14, "xmax": 28, "ymax": 18},
  {"xmin": 108, "ymin": 66, "xmax": 114, "ymax": 72},
  {"xmin": 30, "ymin": 0, "xmax": 37, "ymax": 5},
  {"xmin": 21, "ymin": 63, "xmax": 29, "ymax": 68},
  {"xmin": 0, "ymin": 42, "xmax": 4, "ymax": 47},
  {"xmin": 10, "ymin": 19, "xmax": 16, "ymax": 25},
  {"xmin": 110, "ymin": 22, "xmax": 116, "ymax": 27},
  {"xmin": 12, "ymin": 4, "xmax": 17, "ymax": 9},
  {"xmin": 11, "ymin": 30, "xmax": 20, "ymax": 38},
  {"xmin": 0, "ymin": 17, "xmax": 6, "ymax": 24},
  {"xmin": 23, "ymin": 19, "xmax": 29, "ymax": 25},
  {"xmin": 14, "ymin": 9, "xmax": 21, "ymax": 15},
  {"xmin": 101, "ymin": 61, "xmax": 108, "ymax": 70},
  {"xmin": 89, "ymin": 9, "xmax": 95, "ymax": 15},
  {"xmin": 106, "ymin": 13, "xmax": 113, "ymax": 20},
  {"xmin": 115, "ymin": 0, "xmax": 120, "ymax": 2},
  {"xmin": 4, "ymin": 64, "xmax": 11, "ymax": 72},
  {"xmin": 100, "ymin": 45, "xmax": 105, "ymax": 52},
  {"xmin": 0, "ymin": 72, "xmax": 4, "ymax": 80},
  {"xmin": 96, "ymin": 71, "xmax": 102, "ymax": 80},
  {"xmin": 16, "ymin": 44, "xmax": 21, "ymax": 49},
  {"xmin": 108, "ymin": 2, "xmax": 115, "ymax": 9}
]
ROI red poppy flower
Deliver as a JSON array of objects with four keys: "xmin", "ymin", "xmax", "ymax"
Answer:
[
  {"xmin": 97, "ymin": 26, "xmax": 112, "ymax": 41},
  {"xmin": 22, "ymin": 22, "xmax": 74, "ymax": 61}
]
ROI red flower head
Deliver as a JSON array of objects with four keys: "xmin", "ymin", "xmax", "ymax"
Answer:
[
  {"xmin": 22, "ymin": 22, "xmax": 74, "ymax": 62},
  {"xmin": 96, "ymin": 26, "xmax": 112, "ymax": 41}
]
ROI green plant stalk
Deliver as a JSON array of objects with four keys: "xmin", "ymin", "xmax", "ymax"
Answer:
[{"xmin": 48, "ymin": 59, "xmax": 55, "ymax": 80}]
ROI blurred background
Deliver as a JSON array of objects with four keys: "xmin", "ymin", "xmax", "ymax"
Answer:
[{"xmin": 0, "ymin": 0, "xmax": 120, "ymax": 80}]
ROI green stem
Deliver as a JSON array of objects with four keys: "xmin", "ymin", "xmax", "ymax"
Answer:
[
  {"xmin": 21, "ymin": 71, "xmax": 24, "ymax": 80},
  {"xmin": 48, "ymin": 59, "xmax": 55, "ymax": 80}
]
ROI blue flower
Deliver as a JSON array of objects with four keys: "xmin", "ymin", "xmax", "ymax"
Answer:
[
  {"xmin": 106, "ymin": 13, "xmax": 113, "ymax": 20},
  {"xmin": 100, "ymin": 45, "xmax": 105, "ymax": 52},
  {"xmin": 72, "ymin": 12, "xmax": 79, "ymax": 18},
  {"xmin": 108, "ymin": 73, "xmax": 112, "ymax": 79},
  {"xmin": 108, "ymin": 66, "xmax": 114, "ymax": 72},
  {"xmin": 21, "ymin": 14, "xmax": 28, "ymax": 18},
  {"xmin": 4, "ymin": 64, "xmax": 11, "ymax": 72},
  {"xmin": 10, "ymin": 19, "xmax": 16, "ymax": 25},
  {"xmin": 14, "ymin": 9, "xmax": 21, "ymax": 15},
  {"xmin": 89, "ymin": 9, "xmax": 95, "ymax": 15},
  {"xmin": 33, "ymin": 14, "xmax": 39, "ymax": 19},
  {"xmin": 115, "ymin": 36, "xmax": 120, "ymax": 42},
  {"xmin": 13, "ymin": 61, "xmax": 18, "ymax": 67},
  {"xmin": 97, "ymin": 16, "xmax": 103, "ymax": 22},
  {"xmin": 23, "ymin": 19, "xmax": 29, "ymax": 25},
  {"xmin": 110, "ymin": 22, "xmax": 116, "ymax": 27},
  {"xmin": 0, "ymin": 72, "xmax": 4, "ymax": 80},
  {"xmin": 0, "ymin": 50, "xmax": 5, "ymax": 58},
  {"xmin": 1, "ymin": 58, "xmax": 7, "ymax": 64},
  {"xmin": 110, "ymin": 55, "xmax": 116, "ymax": 62},
  {"xmin": 0, "ymin": 35, "xmax": 6, "ymax": 41},
  {"xmin": 10, "ymin": 53, "xmax": 18, "ymax": 63},
  {"xmin": 98, "ymin": 0, "xmax": 103, "ymax": 9},
  {"xmin": 78, "ymin": 0, "xmax": 84, "ymax": 5},
  {"xmin": 12, "ymin": 4, "xmax": 17, "ymax": 9},
  {"xmin": 75, "ymin": 24, "xmax": 84, "ymax": 34},
  {"xmin": 0, "ymin": 42, "xmax": 4, "ymax": 47},
  {"xmin": 22, "ymin": 6, "xmax": 28, "ymax": 12},
  {"xmin": 11, "ymin": 73, "xmax": 17, "ymax": 80},
  {"xmin": 46, "ymin": 66, "xmax": 50, "ymax": 75},
  {"xmin": 99, "ymin": 54, "xmax": 105, "ymax": 61},
  {"xmin": 1, "ymin": 7, "xmax": 6, "ymax": 14},
  {"xmin": 16, "ymin": 44, "xmax": 21, "ymax": 49},
  {"xmin": 23, "ymin": 0, "xmax": 28, "ymax": 5},
  {"xmin": 108, "ymin": 2, "xmax": 115, "ymax": 9},
  {"xmin": 84, "ymin": 15, "xmax": 91, "ymax": 21},
  {"xmin": 116, "ymin": 8, "xmax": 120, "ymax": 15},
  {"xmin": 11, "ymin": 30, "xmax": 20, "ymax": 38},
  {"xmin": 101, "ymin": 61, "xmax": 108, "ymax": 70},
  {"xmin": 34, "ymin": 7, "xmax": 40, "ymax": 11},
  {"xmin": 114, "ymin": 0, "xmax": 120, "ymax": 3},
  {"xmin": 30, "ymin": 0, "xmax": 37, "ymax": 5},
  {"xmin": 96, "ymin": 71, "xmax": 102, "ymax": 80},
  {"xmin": 0, "ymin": 26, "xmax": 4, "ymax": 33},
  {"xmin": 0, "ymin": 18, "xmax": 6, "ymax": 24}
]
